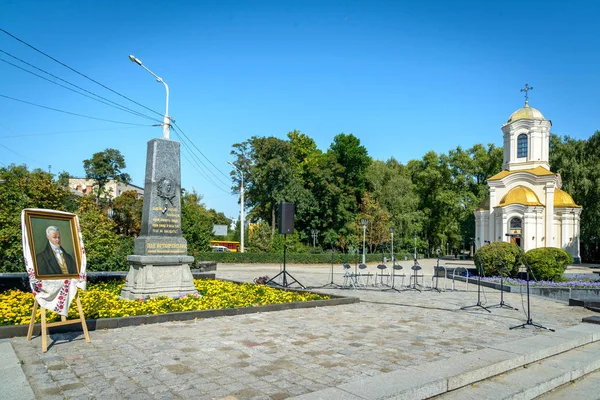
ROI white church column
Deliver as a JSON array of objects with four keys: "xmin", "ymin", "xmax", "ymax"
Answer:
[
  {"xmin": 561, "ymin": 211, "xmax": 574, "ymax": 253},
  {"xmin": 573, "ymin": 210, "xmax": 582, "ymax": 262},
  {"xmin": 482, "ymin": 212, "xmax": 489, "ymax": 246},
  {"xmin": 536, "ymin": 207, "xmax": 544, "ymax": 248},
  {"xmin": 545, "ymin": 183, "xmax": 555, "ymax": 247},
  {"xmin": 523, "ymin": 209, "xmax": 536, "ymax": 252},
  {"xmin": 489, "ymin": 188, "xmax": 496, "ymax": 242}
]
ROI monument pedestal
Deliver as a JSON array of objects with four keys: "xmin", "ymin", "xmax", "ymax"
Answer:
[
  {"xmin": 120, "ymin": 137, "xmax": 198, "ymax": 300},
  {"xmin": 121, "ymin": 255, "xmax": 196, "ymax": 300}
]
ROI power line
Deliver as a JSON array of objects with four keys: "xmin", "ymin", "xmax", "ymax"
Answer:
[
  {"xmin": 0, "ymin": 126, "xmax": 144, "ymax": 139},
  {"xmin": 0, "ymin": 28, "xmax": 163, "ymax": 118},
  {"xmin": 179, "ymin": 148, "xmax": 230, "ymax": 194},
  {"xmin": 0, "ymin": 94, "xmax": 153, "ymax": 126},
  {"xmin": 0, "ymin": 55, "xmax": 163, "ymax": 123},
  {"xmin": 172, "ymin": 122, "xmax": 231, "ymax": 182},
  {"xmin": 173, "ymin": 127, "xmax": 231, "ymax": 193}
]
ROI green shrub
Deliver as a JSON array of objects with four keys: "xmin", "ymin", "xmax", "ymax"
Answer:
[
  {"xmin": 525, "ymin": 247, "xmax": 573, "ymax": 281},
  {"xmin": 473, "ymin": 242, "xmax": 523, "ymax": 277}
]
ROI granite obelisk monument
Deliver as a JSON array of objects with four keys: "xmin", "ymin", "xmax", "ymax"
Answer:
[{"xmin": 121, "ymin": 138, "xmax": 197, "ymax": 299}]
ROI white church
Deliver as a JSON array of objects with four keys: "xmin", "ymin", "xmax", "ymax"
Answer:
[{"xmin": 474, "ymin": 86, "xmax": 582, "ymax": 263}]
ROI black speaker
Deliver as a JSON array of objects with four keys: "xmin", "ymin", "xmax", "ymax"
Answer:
[{"xmin": 278, "ymin": 202, "xmax": 295, "ymax": 234}]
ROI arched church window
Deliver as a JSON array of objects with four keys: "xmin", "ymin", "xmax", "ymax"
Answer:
[
  {"xmin": 509, "ymin": 217, "xmax": 522, "ymax": 234},
  {"xmin": 517, "ymin": 134, "xmax": 528, "ymax": 158}
]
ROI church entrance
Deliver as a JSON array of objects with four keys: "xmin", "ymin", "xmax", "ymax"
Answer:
[{"xmin": 509, "ymin": 217, "xmax": 522, "ymax": 248}]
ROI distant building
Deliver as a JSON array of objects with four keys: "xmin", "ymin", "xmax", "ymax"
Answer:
[
  {"xmin": 68, "ymin": 178, "xmax": 144, "ymax": 199},
  {"xmin": 474, "ymin": 93, "xmax": 582, "ymax": 263}
]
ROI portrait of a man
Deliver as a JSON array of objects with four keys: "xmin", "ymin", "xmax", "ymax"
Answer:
[{"xmin": 35, "ymin": 225, "xmax": 78, "ymax": 276}]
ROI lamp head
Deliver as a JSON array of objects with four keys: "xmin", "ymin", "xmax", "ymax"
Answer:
[
  {"xmin": 129, "ymin": 55, "xmax": 142, "ymax": 66},
  {"xmin": 360, "ymin": 218, "xmax": 368, "ymax": 227},
  {"xmin": 389, "ymin": 227, "xmax": 394, "ymax": 233}
]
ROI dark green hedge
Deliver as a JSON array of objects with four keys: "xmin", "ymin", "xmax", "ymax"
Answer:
[
  {"xmin": 193, "ymin": 250, "xmax": 414, "ymax": 265},
  {"xmin": 525, "ymin": 247, "xmax": 573, "ymax": 281}
]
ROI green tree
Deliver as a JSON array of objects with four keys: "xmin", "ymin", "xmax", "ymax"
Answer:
[
  {"xmin": 180, "ymin": 190, "xmax": 214, "ymax": 259},
  {"xmin": 550, "ymin": 132, "xmax": 600, "ymax": 261},
  {"xmin": 328, "ymin": 133, "xmax": 371, "ymax": 210},
  {"xmin": 366, "ymin": 158, "xmax": 422, "ymax": 246},
  {"xmin": 0, "ymin": 165, "xmax": 76, "ymax": 272},
  {"xmin": 77, "ymin": 196, "xmax": 123, "ymax": 271},
  {"xmin": 83, "ymin": 148, "xmax": 131, "ymax": 204},
  {"xmin": 111, "ymin": 190, "xmax": 143, "ymax": 236}
]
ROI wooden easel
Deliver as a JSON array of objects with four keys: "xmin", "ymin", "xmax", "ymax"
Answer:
[{"xmin": 26, "ymin": 294, "xmax": 91, "ymax": 352}]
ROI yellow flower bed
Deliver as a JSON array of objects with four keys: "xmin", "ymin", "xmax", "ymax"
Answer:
[{"xmin": 0, "ymin": 280, "xmax": 329, "ymax": 326}]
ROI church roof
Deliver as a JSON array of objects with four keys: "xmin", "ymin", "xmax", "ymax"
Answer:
[
  {"xmin": 554, "ymin": 188, "xmax": 582, "ymax": 208},
  {"xmin": 488, "ymin": 166, "xmax": 555, "ymax": 181},
  {"xmin": 477, "ymin": 196, "xmax": 490, "ymax": 210},
  {"xmin": 498, "ymin": 185, "xmax": 543, "ymax": 207},
  {"xmin": 506, "ymin": 104, "xmax": 546, "ymax": 124}
]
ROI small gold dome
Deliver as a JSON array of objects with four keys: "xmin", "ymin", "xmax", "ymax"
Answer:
[
  {"xmin": 498, "ymin": 186, "xmax": 543, "ymax": 206},
  {"xmin": 554, "ymin": 188, "xmax": 581, "ymax": 208},
  {"xmin": 507, "ymin": 105, "xmax": 545, "ymax": 124}
]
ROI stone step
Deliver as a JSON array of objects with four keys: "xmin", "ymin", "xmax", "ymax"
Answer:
[
  {"xmin": 433, "ymin": 341, "xmax": 600, "ymax": 399},
  {"xmin": 291, "ymin": 324, "xmax": 600, "ymax": 400},
  {"xmin": 536, "ymin": 368, "xmax": 600, "ymax": 399}
]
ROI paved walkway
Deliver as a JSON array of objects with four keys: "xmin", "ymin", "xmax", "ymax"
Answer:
[{"xmin": 1, "ymin": 260, "xmax": 598, "ymax": 399}]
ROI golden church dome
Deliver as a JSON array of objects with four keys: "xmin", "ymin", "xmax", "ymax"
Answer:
[
  {"xmin": 554, "ymin": 188, "xmax": 581, "ymax": 208},
  {"xmin": 507, "ymin": 104, "xmax": 545, "ymax": 124},
  {"xmin": 498, "ymin": 186, "xmax": 543, "ymax": 207}
]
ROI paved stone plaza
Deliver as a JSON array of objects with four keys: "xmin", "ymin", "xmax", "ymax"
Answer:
[{"xmin": 2, "ymin": 260, "xmax": 598, "ymax": 399}]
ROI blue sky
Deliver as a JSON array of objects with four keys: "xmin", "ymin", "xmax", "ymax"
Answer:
[{"xmin": 1, "ymin": 0, "xmax": 598, "ymax": 220}]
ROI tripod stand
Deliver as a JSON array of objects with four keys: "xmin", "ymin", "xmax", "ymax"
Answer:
[
  {"xmin": 509, "ymin": 250, "xmax": 553, "ymax": 331},
  {"xmin": 312, "ymin": 247, "xmax": 343, "ymax": 289},
  {"xmin": 461, "ymin": 264, "xmax": 491, "ymax": 313},
  {"xmin": 267, "ymin": 234, "xmax": 305, "ymax": 289},
  {"xmin": 488, "ymin": 251, "xmax": 518, "ymax": 310},
  {"xmin": 488, "ymin": 274, "xmax": 518, "ymax": 310}
]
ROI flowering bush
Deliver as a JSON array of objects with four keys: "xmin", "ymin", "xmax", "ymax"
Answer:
[{"xmin": 0, "ymin": 279, "xmax": 329, "ymax": 326}]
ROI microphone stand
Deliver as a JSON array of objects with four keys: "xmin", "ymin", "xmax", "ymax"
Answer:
[
  {"xmin": 461, "ymin": 263, "xmax": 490, "ymax": 313},
  {"xmin": 509, "ymin": 242, "xmax": 553, "ymax": 331},
  {"xmin": 488, "ymin": 254, "xmax": 518, "ymax": 311},
  {"xmin": 312, "ymin": 245, "xmax": 342, "ymax": 289}
]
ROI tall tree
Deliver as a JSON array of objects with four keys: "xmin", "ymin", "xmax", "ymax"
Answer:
[
  {"xmin": 111, "ymin": 190, "xmax": 143, "ymax": 236},
  {"xmin": 0, "ymin": 165, "xmax": 75, "ymax": 272},
  {"xmin": 83, "ymin": 148, "xmax": 131, "ymax": 204},
  {"xmin": 328, "ymin": 133, "xmax": 371, "ymax": 209},
  {"xmin": 77, "ymin": 195, "xmax": 122, "ymax": 271},
  {"xmin": 180, "ymin": 190, "xmax": 214, "ymax": 258},
  {"xmin": 550, "ymin": 132, "xmax": 600, "ymax": 261}
]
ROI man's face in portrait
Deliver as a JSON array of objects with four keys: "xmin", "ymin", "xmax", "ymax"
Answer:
[{"xmin": 47, "ymin": 230, "xmax": 61, "ymax": 247}]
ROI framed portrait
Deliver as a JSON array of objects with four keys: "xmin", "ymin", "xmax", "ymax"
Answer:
[{"xmin": 23, "ymin": 209, "xmax": 82, "ymax": 279}]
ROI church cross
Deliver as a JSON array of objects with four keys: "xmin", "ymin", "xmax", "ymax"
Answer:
[{"xmin": 520, "ymin": 83, "xmax": 533, "ymax": 106}]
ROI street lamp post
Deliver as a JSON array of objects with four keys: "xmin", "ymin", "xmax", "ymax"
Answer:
[
  {"xmin": 227, "ymin": 162, "xmax": 244, "ymax": 253},
  {"xmin": 389, "ymin": 227, "xmax": 395, "ymax": 265},
  {"xmin": 128, "ymin": 55, "xmax": 171, "ymax": 139},
  {"xmin": 360, "ymin": 218, "xmax": 368, "ymax": 264},
  {"xmin": 414, "ymin": 232, "xmax": 418, "ymax": 261},
  {"xmin": 310, "ymin": 229, "xmax": 319, "ymax": 248}
]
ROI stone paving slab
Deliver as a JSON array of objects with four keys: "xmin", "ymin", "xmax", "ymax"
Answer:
[{"xmin": 2, "ymin": 261, "xmax": 598, "ymax": 399}]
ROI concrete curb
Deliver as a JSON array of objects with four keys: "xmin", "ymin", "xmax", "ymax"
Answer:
[{"xmin": 0, "ymin": 340, "xmax": 35, "ymax": 400}]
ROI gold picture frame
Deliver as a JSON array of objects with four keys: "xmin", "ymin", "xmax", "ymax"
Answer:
[{"xmin": 23, "ymin": 209, "xmax": 82, "ymax": 279}]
